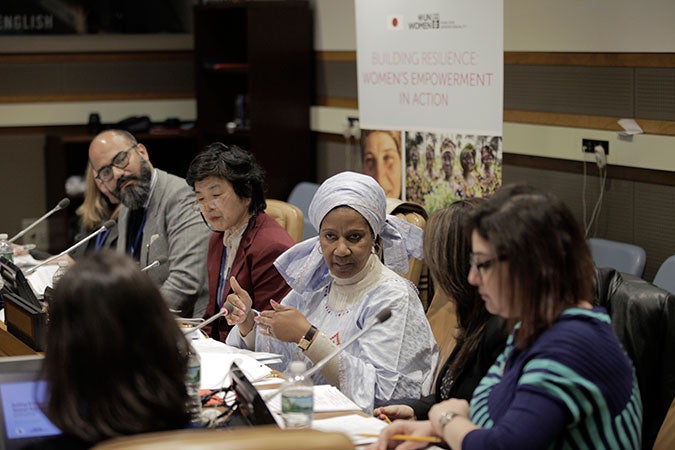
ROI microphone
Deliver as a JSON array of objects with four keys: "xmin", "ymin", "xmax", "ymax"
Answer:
[
  {"xmin": 183, "ymin": 303, "xmax": 235, "ymax": 335},
  {"xmin": 141, "ymin": 255, "xmax": 168, "ymax": 272},
  {"xmin": 9, "ymin": 198, "xmax": 70, "ymax": 244},
  {"xmin": 264, "ymin": 307, "xmax": 392, "ymax": 401},
  {"xmin": 25, "ymin": 220, "xmax": 116, "ymax": 275}
]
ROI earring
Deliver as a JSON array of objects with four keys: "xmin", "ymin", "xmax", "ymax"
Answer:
[{"xmin": 318, "ymin": 246, "xmax": 323, "ymax": 255}]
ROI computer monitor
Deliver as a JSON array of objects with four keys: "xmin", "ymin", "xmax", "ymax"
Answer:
[{"xmin": 0, "ymin": 355, "xmax": 62, "ymax": 450}]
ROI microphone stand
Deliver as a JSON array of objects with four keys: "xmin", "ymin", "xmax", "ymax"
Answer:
[
  {"xmin": 10, "ymin": 198, "xmax": 70, "ymax": 243},
  {"xmin": 141, "ymin": 261, "xmax": 160, "ymax": 272},
  {"xmin": 183, "ymin": 304, "xmax": 234, "ymax": 336},
  {"xmin": 263, "ymin": 308, "xmax": 392, "ymax": 402},
  {"xmin": 25, "ymin": 220, "xmax": 116, "ymax": 275}
]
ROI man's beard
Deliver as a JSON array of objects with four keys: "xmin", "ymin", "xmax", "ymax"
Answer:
[{"xmin": 115, "ymin": 158, "xmax": 152, "ymax": 210}]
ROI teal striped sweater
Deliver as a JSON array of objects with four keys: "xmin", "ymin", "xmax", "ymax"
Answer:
[{"xmin": 465, "ymin": 307, "xmax": 642, "ymax": 449}]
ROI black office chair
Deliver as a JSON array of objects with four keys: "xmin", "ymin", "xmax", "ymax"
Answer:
[{"xmin": 594, "ymin": 268, "xmax": 675, "ymax": 449}]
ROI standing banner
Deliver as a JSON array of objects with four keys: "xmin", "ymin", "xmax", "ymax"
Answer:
[{"xmin": 356, "ymin": 0, "xmax": 503, "ymax": 212}]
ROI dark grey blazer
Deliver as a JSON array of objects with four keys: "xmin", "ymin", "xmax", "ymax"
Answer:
[{"xmin": 117, "ymin": 169, "xmax": 210, "ymax": 318}]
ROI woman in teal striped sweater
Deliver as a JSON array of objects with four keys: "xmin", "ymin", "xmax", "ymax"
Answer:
[{"xmin": 373, "ymin": 184, "xmax": 642, "ymax": 450}]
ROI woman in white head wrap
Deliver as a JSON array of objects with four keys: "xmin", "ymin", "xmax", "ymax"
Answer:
[{"xmin": 225, "ymin": 172, "xmax": 438, "ymax": 412}]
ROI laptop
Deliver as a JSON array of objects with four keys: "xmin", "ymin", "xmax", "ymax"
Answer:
[
  {"xmin": 0, "ymin": 355, "xmax": 62, "ymax": 450},
  {"xmin": 228, "ymin": 362, "xmax": 279, "ymax": 428}
]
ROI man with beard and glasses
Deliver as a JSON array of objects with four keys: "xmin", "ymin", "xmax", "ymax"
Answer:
[{"xmin": 88, "ymin": 129, "xmax": 210, "ymax": 317}]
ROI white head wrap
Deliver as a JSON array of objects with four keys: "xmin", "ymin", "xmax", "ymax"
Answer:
[{"xmin": 274, "ymin": 171, "xmax": 424, "ymax": 293}]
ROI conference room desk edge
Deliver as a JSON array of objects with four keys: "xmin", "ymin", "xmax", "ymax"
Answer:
[{"xmin": 0, "ymin": 320, "xmax": 40, "ymax": 356}]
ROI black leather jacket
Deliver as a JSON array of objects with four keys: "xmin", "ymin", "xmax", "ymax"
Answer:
[{"xmin": 595, "ymin": 268, "xmax": 675, "ymax": 450}]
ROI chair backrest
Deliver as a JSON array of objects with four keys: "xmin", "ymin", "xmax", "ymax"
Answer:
[
  {"xmin": 385, "ymin": 198, "xmax": 428, "ymax": 293},
  {"xmin": 595, "ymin": 268, "xmax": 675, "ymax": 449},
  {"xmin": 426, "ymin": 290, "xmax": 458, "ymax": 381},
  {"xmin": 93, "ymin": 426, "xmax": 354, "ymax": 450},
  {"xmin": 392, "ymin": 209, "xmax": 426, "ymax": 288},
  {"xmin": 265, "ymin": 199, "xmax": 304, "ymax": 243},
  {"xmin": 287, "ymin": 182, "xmax": 320, "ymax": 241},
  {"xmin": 588, "ymin": 237, "xmax": 646, "ymax": 277},
  {"xmin": 654, "ymin": 255, "xmax": 675, "ymax": 294}
]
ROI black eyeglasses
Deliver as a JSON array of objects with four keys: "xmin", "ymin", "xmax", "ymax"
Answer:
[
  {"xmin": 93, "ymin": 144, "xmax": 138, "ymax": 182},
  {"xmin": 469, "ymin": 253, "xmax": 504, "ymax": 278}
]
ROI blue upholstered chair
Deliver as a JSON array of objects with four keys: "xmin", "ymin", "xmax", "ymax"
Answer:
[
  {"xmin": 587, "ymin": 237, "xmax": 646, "ymax": 277},
  {"xmin": 653, "ymin": 255, "xmax": 675, "ymax": 294},
  {"xmin": 287, "ymin": 182, "xmax": 320, "ymax": 241}
]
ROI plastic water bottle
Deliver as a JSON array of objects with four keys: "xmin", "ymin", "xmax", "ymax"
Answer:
[
  {"xmin": 281, "ymin": 361, "xmax": 313, "ymax": 428},
  {"xmin": 51, "ymin": 260, "xmax": 69, "ymax": 286},
  {"xmin": 0, "ymin": 234, "xmax": 13, "ymax": 263},
  {"xmin": 185, "ymin": 347, "xmax": 202, "ymax": 422}
]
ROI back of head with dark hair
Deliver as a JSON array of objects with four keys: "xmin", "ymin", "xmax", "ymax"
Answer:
[
  {"xmin": 466, "ymin": 183, "xmax": 595, "ymax": 348},
  {"xmin": 185, "ymin": 142, "xmax": 267, "ymax": 214},
  {"xmin": 44, "ymin": 251, "xmax": 190, "ymax": 443},
  {"xmin": 424, "ymin": 198, "xmax": 491, "ymax": 372}
]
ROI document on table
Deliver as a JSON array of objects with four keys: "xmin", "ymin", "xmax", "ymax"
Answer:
[
  {"xmin": 24, "ymin": 265, "xmax": 58, "ymax": 297},
  {"xmin": 266, "ymin": 384, "xmax": 361, "ymax": 413},
  {"xmin": 313, "ymin": 414, "xmax": 445, "ymax": 448},
  {"xmin": 192, "ymin": 338, "xmax": 281, "ymax": 390},
  {"xmin": 13, "ymin": 253, "xmax": 41, "ymax": 269},
  {"xmin": 312, "ymin": 414, "xmax": 387, "ymax": 446}
]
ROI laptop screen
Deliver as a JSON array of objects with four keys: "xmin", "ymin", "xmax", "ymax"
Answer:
[
  {"xmin": 0, "ymin": 356, "xmax": 62, "ymax": 450},
  {"xmin": 229, "ymin": 362, "xmax": 279, "ymax": 428}
]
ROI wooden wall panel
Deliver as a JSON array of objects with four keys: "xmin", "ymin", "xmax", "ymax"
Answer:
[
  {"xmin": 315, "ymin": 60, "xmax": 357, "ymax": 101},
  {"xmin": 634, "ymin": 183, "xmax": 675, "ymax": 278},
  {"xmin": 636, "ymin": 68, "xmax": 675, "ymax": 120},
  {"xmin": 0, "ymin": 53, "xmax": 194, "ymax": 102},
  {"xmin": 504, "ymin": 65, "xmax": 634, "ymax": 117},
  {"xmin": 502, "ymin": 162, "xmax": 675, "ymax": 280}
]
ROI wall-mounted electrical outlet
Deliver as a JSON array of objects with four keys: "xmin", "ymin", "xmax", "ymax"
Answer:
[
  {"xmin": 346, "ymin": 116, "xmax": 360, "ymax": 139},
  {"xmin": 582, "ymin": 139, "xmax": 609, "ymax": 154}
]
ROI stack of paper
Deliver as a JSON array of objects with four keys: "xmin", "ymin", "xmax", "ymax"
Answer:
[
  {"xmin": 266, "ymin": 384, "xmax": 361, "ymax": 413},
  {"xmin": 24, "ymin": 265, "xmax": 58, "ymax": 298},
  {"xmin": 312, "ymin": 414, "xmax": 387, "ymax": 446},
  {"xmin": 192, "ymin": 338, "xmax": 282, "ymax": 390}
]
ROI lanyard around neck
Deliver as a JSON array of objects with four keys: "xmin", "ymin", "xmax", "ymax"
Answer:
[
  {"xmin": 127, "ymin": 210, "xmax": 147, "ymax": 258},
  {"xmin": 216, "ymin": 246, "xmax": 229, "ymax": 308}
]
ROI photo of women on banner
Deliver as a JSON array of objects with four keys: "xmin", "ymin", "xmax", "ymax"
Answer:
[
  {"xmin": 478, "ymin": 136, "xmax": 502, "ymax": 195},
  {"xmin": 405, "ymin": 131, "xmax": 502, "ymax": 214},
  {"xmin": 361, "ymin": 129, "xmax": 403, "ymax": 199}
]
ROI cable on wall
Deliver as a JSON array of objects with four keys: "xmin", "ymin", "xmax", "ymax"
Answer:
[{"xmin": 582, "ymin": 145, "xmax": 608, "ymax": 238}]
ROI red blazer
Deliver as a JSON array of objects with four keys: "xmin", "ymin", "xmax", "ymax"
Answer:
[{"xmin": 203, "ymin": 212, "xmax": 294, "ymax": 341}]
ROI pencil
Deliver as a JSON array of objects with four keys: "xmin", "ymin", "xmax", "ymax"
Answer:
[
  {"xmin": 383, "ymin": 414, "xmax": 392, "ymax": 424},
  {"xmin": 358, "ymin": 433, "xmax": 443, "ymax": 443}
]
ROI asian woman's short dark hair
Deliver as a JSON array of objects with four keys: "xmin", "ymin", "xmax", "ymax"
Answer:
[{"xmin": 186, "ymin": 142, "xmax": 267, "ymax": 214}]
